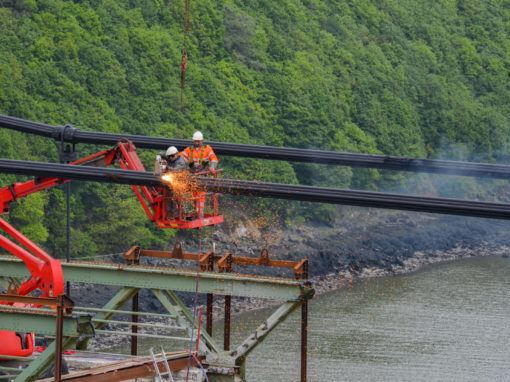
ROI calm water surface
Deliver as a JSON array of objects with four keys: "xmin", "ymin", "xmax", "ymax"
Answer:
[
  {"xmin": 221, "ymin": 256, "xmax": 510, "ymax": 381},
  {"xmin": 126, "ymin": 256, "xmax": 510, "ymax": 381}
]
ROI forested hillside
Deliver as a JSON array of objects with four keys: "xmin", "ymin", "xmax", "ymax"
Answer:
[{"xmin": 0, "ymin": 0, "xmax": 509, "ymax": 257}]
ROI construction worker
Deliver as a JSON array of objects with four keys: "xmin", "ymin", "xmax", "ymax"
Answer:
[
  {"xmin": 180, "ymin": 131, "xmax": 218, "ymax": 219},
  {"xmin": 180, "ymin": 131, "xmax": 218, "ymax": 173},
  {"xmin": 155, "ymin": 146, "xmax": 186, "ymax": 219},
  {"xmin": 154, "ymin": 146, "xmax": 186, "ymax": 175}
]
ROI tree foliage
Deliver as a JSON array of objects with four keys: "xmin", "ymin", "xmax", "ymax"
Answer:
[{"xmin": 0, "ymin": 0, "xmax": 509, "ymax": 255}]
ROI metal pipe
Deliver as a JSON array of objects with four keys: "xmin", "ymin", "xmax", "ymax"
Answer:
[
  {"xmin": 75, "ymin": 306, "xmax": 177, "ymax": 318},
  {"xmin": 91, "ymin": 319, "xmax": 184, "ymax": 330},
  {"xmin": 0, "ymin": 366, "xmax": 22, "ymax": 372},
  {"xmin": 0, "ymin": 355, "xmax": 35, "ymax": 361},
  {"xmin": 95, "ymin": 330, "xmax": 195, "ymax": 341}
]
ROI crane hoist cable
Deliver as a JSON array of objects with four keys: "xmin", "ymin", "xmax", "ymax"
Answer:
[{"xmin": 180, "ymin": 0, "xmax": 191, "ymax": 104}]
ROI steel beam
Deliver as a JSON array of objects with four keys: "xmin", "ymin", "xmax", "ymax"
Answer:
[
  {"xmin": 153, "ymin": 289, "xmax": 221, "ymax": 354},
  {"xmin": 0, "ymin": 257, "xmax": 310, "ymax": 301},
  {"xmin": 0, "ymin": 306, "xmax": 91, "ymax": 337},
  {"xmin": 233, "ymin": 301, "xmax": 302, "ymax": 360},
  {"xmin": 75, "ymin": 287, "xmax": 139, "ymax": 350}
]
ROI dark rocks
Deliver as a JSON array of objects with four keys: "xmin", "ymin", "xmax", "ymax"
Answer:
[{"xmin": 72, "ymin": 210, "xmax": 510, "ymax": 352}]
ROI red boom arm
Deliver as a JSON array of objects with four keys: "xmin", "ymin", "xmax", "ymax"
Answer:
[
  {"xmin": 0, "ymin": 140, "xmax": 222, "ymax": 232},
  {"xmin": 0, "ymin": 218, "xmax": 63, "ymax": 298}
]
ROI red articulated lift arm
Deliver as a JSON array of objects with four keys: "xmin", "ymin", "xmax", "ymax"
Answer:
[
  {"xmin": 0, "ymin": 218, "xmax": 64, "ymax": 298},
  {"xmin": 112, "ymin": 140, "xmax": 223, "ymax": 228},
  {"xmin": 0, "ymin": 139, "xmax": 222, "ymax": 358},
  {"xmin": 0, "ymin": 139, "xmax": 222, "ymax": 233},
  {"xmin": 0, "ymin": 147, "xmax": 114, "ymax": 302}
]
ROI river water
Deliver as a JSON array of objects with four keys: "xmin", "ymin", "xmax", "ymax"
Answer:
[
  {"xmin": 220, "ymin": 255, "xmax": 510, "ymax": 381},
  {"xmin": 117, "ymin": 255, "xmax": 510, "ymax": 381}
]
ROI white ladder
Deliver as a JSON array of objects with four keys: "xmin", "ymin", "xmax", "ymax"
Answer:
[{"xmin": 150, "ymin": 347, "xmax": 175, "ymax": 382}]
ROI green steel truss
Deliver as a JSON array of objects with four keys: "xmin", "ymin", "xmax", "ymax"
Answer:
[
  {"xmin": 0, "ymin": 256, "xmax": 314, "ymax": 382},
  {"xmin": 0, "ymin": 256, "xmax": 310, "ymax": 301}
]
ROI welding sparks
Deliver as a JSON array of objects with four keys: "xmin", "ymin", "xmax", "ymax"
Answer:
[
  {"xmin": 160, "ymin": 171, "xmax": 200, "ymax": 195},
  {"xmin": 161, "ymin": 172, "xmax": 176, "ymax": 184}
]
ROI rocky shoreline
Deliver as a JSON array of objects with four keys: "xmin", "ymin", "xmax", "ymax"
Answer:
[
  {"xmin": 75, "ymin": 209, "xmax": 510, "ymax": 351},
  {"xmin": 204, "ymin": 242, "xmax": 510, "ymax": 321},
  {"xmin": 84, "ymin": 243, "xmax": 510, "ymax": 351}
]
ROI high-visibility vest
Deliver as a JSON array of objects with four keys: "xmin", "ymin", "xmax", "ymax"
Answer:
[
  {"xmin": 182, "ymin": 145, "xmax": 218, "ymax": 168},
  {"xmin": 189, "ymin": 146, "xmax": 205, "ymax": 166}
]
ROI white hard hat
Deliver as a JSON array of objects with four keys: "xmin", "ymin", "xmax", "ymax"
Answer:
[
  {"xmin": 166, "ymin": 146, "xmax": 178, "ymax": 156},
  {"xmin": 192, "ymin": 131, "xmax": 203, "ymax": 141}
]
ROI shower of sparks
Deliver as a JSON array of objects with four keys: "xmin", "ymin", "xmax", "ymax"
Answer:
[{"xmin": 160, "ymin": 171, "xmax": 200, "ymax": 195}]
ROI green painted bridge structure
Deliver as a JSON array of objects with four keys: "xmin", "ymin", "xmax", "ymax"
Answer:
[{"xmin": 0, "ymin": 255, "xmax": 314, "ymax": 382}]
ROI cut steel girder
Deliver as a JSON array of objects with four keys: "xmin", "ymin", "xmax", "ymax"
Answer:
[{"xmin": 0, "ymin": 257, "xmax": 311, "ymax": 301}]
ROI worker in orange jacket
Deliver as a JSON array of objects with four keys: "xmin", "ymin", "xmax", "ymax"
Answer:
[
  {"xmin": 179, "ymin": 131, "xmax": 218, "ymax": 219},
  {"xmin": 180, "ymin": 131, "xmax": 219, "ymax": 173}
]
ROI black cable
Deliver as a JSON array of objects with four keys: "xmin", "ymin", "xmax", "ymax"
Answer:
[
  {"xmin": 2, "ymin": 114, "xmax": 510, "ymax": 179},
  {"xmin": 1, "ymin": 158, "xmax": 510, "ymax": 220}
]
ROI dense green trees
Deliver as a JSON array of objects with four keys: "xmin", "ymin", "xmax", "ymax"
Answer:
[{"xmin": 0, "ymin": 0, "xmax": 510, "ymax": 256}]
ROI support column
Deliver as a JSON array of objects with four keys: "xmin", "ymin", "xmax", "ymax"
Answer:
[
  {"xmin": 224, "ymin": 294, "xmax": 231, "ymax": 350},
  {"xmin": 206, "ymin": 255, "xmax": 214, "ymax": 336},
  {"xmin": 54, "ymin": 295, "xmax": 65, "ymax": 382},
  {"xmin": 131, "ymin": 291, "xmax": 139, "ymax": 355},
  {"xmin": 127, "ymin": 256, "xmax": 140, "ymax": 356},
  {"xmin": 60, "ymin": 139, "xmax": 76, "ymax": 297},
  {"xmin": 223, "ymin": 253, "xmax": 232, "ymax": 350},
  {"xmin": 301, "ymin": 299, "xmax": 308, "ymax": 382}
]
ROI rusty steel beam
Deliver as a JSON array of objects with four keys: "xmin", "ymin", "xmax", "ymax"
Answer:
[
  {"xmin": 301, "ymin": 299, "xmax": 308, "ymax": 382},
  {"xmin": 126, "ymin": 255, "xmax": 140, "ymax": 356},
  {"xmin": 132, "ymin": 244, "xmax": 309, "ymax": 280},
  {"xmin": 205, "ymin": 253, "xmax": 214, "ymax": 336},
  {"xmin": 36, "ymin": 352, "xmax": 203, "ymax": 382},
  {"xmin": 0, "ymin": 294, "xmax": 74, "ymax": 311}
]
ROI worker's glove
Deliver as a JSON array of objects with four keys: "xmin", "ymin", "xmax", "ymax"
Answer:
[{"xmin": 210, "ymin": 161, "xmax": 217, "ymax": 171}]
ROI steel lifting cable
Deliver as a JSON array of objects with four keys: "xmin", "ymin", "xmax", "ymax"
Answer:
[{"xmin": 180, "ymin": 0, "xmax": 191, "ymax": 104}]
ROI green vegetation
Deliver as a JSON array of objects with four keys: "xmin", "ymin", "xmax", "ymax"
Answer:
[{"xmin": 0, "ymin": 0, "xmax": 510, "ymax": 256}]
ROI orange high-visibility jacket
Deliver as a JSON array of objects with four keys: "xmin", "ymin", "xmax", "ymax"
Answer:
[{"xmin": 180, "ymin": 145, "xmax": 218, "ymax": 168}]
